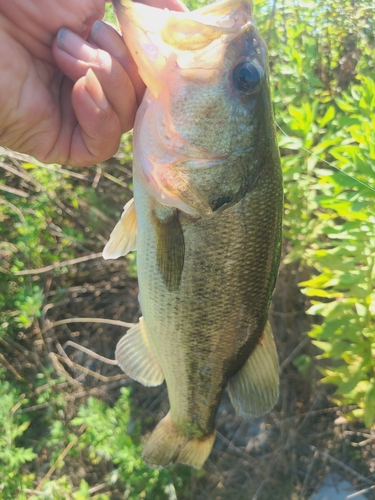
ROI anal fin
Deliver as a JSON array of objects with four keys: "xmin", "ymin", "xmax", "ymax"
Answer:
[
  {"xmin": 228, "ymin": 322, "xmax": 279, "ymax": 418},
  {"xmin": 103, "ymin": 198, "xmax": 137, "ymax": 260},
  {"xmin": 115, "ymin": 317, "xmax": 164, "ymax": 387},
  {"xmin": 142, "ymin": 412, "xmax": 215, "ymax": 469}
]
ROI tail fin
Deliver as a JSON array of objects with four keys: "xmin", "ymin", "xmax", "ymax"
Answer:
[{"xmin": 142, "ymin": 412, "xmax": 215, "ymax": 469}]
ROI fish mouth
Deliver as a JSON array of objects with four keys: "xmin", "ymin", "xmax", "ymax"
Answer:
[{"xmin": 113, "ymin": 0, "xmax": 254, "ymax": 96}]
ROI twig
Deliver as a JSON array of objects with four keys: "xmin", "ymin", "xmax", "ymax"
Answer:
[
  {"xmin": 88, "ymin": 483, "xmax": 107, "ymax": 494},
  {"xmin": 299, "ymin": 449, "xmax": 319, "ymax": 499},
  {"xmin": 215, "ymin": 431, "xmax": 263, "ymax": 468},
  {"xmin": 0, "ymin": 183, "xmax": 29, "ymax": 197},
  {"xmin": 0, "ymin": 353, "xmax": 24, "ymax": 380},
  {"xmin": 346, "ymin": 485, "xmax": 375, "ymax": 498},
  {"xmin": 0, "ymin": 146, "xmax": 46, "ymax": 166},
  {"xmin": 35, "ymin": 380, "xmax": 71, "ymax": 395},
  {"xmin": 15, "ymin": 402, "xmax": 50, "ymax": 415},
  {"xmin": 0, "ymin": 146, "xmax": 92, "ymax": 180},
  {"xmin": 36, "ymin": 424, "xmax": 87, "ymax": 490},
  {"xmin": 14, "ymin": 252, "xmax": 104, "ymax": 275},
  {"xmin": 0, "ymin": 198, "xmax": 26, "ymax": 223},
  {"xmin": 11, "ymin": 393, "xmax": 27, "ymax": 415},
  {"xmin": 343, "ymin": 431, "xmax": 375, "ymax": 447},
  {"xmin": 309, "ymin": 445, "xmax": 374, "ymax": 485},
  {"xmin": 253, "ymin": 479, "xmax": 270, "ymax": 500},
  {"xmin": 344, "ymin": 431, "xmax": 372, "ymax": 439},
  {"xmin": 33, "ymin": 162, "xmax": 91, "ymax": 181},
  {"xmin": 356, "ymin": 436, "xmax": 375, "ymax": 447},
  {"xmin": 49, "ymin": 353, "xmax": 83, "ymax": 388},
  {"xmin": 270, "ymin": 309, "xmax": 305, "ymax": 317},
  {"xmin": 297, "ymin": 392, "xmax": 327, "ymax": 431},
  {"xmin": 279, "ymin": 405, "xmax": 359, "ymax": 426},
  {"xmin": 0, "ymin": 160, "xmax": 34, "ymax": 182},
  {"xmin": 55, "ymin": 341, "xmax": 87, "ymax": 382},
  {"xmin": 279, "ymin": 336, "xmax": 310, "ymax": 372},
  {"xmin": 104, "ymin": 171, "xmax": 128, "ymax": 188},
  {"xmin": 8, "ymin": 155, "xmax": 81, "ymax": 221},
  {"xmin": 63, "ymin": 340, "xmax": 119, "ymax": 365},
  {"xmin": 55, "ymin": 353, "xmax": 126, "ymax": 382},
  {"xmin": 75, "ymin": 196, "xmax": 113, "ymax": 223},
  {"xmin": 15, "ymin": 379, "xmax": 127, "ymax": 416},
  {"xmin": 92, "ymin": 164, "xmax": 102, "ymax": 188},
  {"xmin": 112, "ymin": 163, "xmax": 132, "ymax": 178},
  {"xmin": 41, "ymin": 317, "xmax": 135, "ymax": 335}
]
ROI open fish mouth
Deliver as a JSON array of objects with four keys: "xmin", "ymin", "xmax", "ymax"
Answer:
[{"xmin": 113, "ymin": 0, "xmax": 255, "ymax": 96}]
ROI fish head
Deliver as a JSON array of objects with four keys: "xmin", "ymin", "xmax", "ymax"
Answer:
[{"xmin": 114, "ymin": 0, "xmax": 278, "ymax": 215}]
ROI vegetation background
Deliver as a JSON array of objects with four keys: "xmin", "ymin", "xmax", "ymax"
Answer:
[{"xmin": 0, "ymin": 0, "xmax": 374, "ymax": 498}]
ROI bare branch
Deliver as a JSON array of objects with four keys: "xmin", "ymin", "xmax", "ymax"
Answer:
[
  {"xmin": 14, "ymin": 252, "xmax": 104, "ymax": 275},
  {"xmin": 55, "ymin": 354, "xmax": 127, "ymax": 383},
  {"xmin": 41, "ymin": 317, "xmax": 135, "ymax": 335},
  {"xmin": 0, "ymin": 184, "xmax": 29, "ymax": 197},
  {"xmin": 63, "ymin": 341, "xmax": 118, "ymax": 366}
]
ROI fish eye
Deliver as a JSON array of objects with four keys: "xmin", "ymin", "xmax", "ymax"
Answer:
[{"xmin": 233, "ymin": 62, "xmax": 262, "ymax": 95}]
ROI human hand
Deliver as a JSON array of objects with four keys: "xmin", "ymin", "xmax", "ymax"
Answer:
[{"xmin": 0, "ymin": 0, "xmax": 186, "ymax": 167}]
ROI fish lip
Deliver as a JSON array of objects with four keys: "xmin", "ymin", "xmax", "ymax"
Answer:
[{"xmin": 113, "ymin": 0, "xmax": 256, "ymax": 96}]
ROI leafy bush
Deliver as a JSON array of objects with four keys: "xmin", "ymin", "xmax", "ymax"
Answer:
[
  {"xmin": 72, "ymin": 389, "xmax": 191, "ymax": 499},
  {"xmin": 0, "ymin": 372, "xmax": 36, "ymax": 499},
  {"xmin": 261, "ymin": 0, "xmax": 375, "ymax": 425},
  {"xmin": 299, "ymin": 76, "xmax": 375, "ymax": 426}
]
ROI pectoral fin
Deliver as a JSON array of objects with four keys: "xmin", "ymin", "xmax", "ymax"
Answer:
[
  {"xmin": 115, "ymin": 317, "xmax": 164, "ymax": 387},
  {"xmin": 103, "ymin": 198, "xmax": 137, "ymax": 260},
  {"xmin": 154, "ymin": 206, "xmax": 185, "ymax": 292},
  {"xmin": 228, "ymin": 322, "xmax": 279, "ymax": 418}
]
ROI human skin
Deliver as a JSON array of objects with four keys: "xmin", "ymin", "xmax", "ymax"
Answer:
[{"xmin": 0, "ymin": 0, "xmax": 185, "ymax": 167}]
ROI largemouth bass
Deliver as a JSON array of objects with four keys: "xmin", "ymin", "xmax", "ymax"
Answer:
[{"xmin": 104, "ymin": 0, "xmax": 283, "ymax": 469}]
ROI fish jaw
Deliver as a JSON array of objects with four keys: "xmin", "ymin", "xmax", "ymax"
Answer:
[{"xmin": 113, "ymin": 0, "xmax": 254, "ymax": 97}]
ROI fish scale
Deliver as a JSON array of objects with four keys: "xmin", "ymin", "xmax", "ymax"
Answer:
[{"xmin": 105, "ymin": 0, "xmax": 283, "ymax": 469}]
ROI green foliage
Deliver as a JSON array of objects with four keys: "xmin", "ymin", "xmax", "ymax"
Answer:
[
  {"xmin": 298, "ymin": 77, "xmax": 375, "ymax": 426},
  {"xmin": 0, "ymin": 372, "xmax": 36, "ymax": 499},
  {"xmin": 257, "ymin": 0, "xmax": 375, "ymax": 425},
  {"xmin": 104, "ymin": 3, "xmax": 117, "ymax": 26},
  {"xmin": 0, "ymin": 164, "xmax": 78, "ymax": 338},
  {"xmin": 72, "ymin": 388, "xmax": 191, "ymax": 499}
]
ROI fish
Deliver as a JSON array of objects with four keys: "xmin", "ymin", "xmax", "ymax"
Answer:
[{"xmin": 104, "ymin": 0, "xmax": 283, "ymax": 469}]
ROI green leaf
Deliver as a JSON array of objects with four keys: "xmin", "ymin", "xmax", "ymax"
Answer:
[{"xmin": 319, "ymin": 105, "xmax": 335, "ymax": 128}]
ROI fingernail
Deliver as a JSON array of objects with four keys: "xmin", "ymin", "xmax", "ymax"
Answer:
[
  {"xmin": 90, "ymin": 20, "xmax": 126, "ymax": 61},
  {"xmin": 84, "ymin": 68, "xmax": 108, "ymax": 110},
  {"xmin": 57, "ymin": 28, "xmax": 97, "ymax": 62},
  {"xmin": 90, "ymin": 20, "xmax": 104, "ymax": 40}
]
